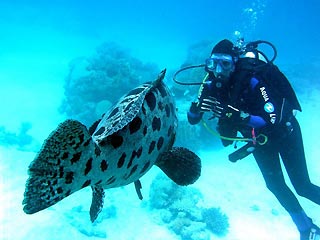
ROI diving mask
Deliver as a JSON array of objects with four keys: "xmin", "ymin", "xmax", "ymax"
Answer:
[{"xmin": 205, "ymin": 54, "xmax": 234, "ymax": 72}]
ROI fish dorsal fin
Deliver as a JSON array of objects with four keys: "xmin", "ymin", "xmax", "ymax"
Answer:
[
  {"xmin": 93, "ymin": 69, "xmax": 167, "ymax": 143},
  {"xmin": 93, "ymin": 83, "xmax": 151, "ymax": 142}
]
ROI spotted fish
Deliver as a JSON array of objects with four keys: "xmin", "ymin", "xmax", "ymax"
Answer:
[{"xmin": 23, "ymin": 69, "xmax": 201, "ymax": 222}]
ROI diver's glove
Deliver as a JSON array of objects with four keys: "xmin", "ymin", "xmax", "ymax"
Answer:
[
  {"xmin": 200, "ymin": 97, "xmax": 219, "ymax": 112},
  {"xmin": 189, "ymin": 101, "xmax": 200, "ymax": 114},
  {"xmin": 202, "ymin": 97, "xmax": 249, "ymax": 124},
  {"xmin": 188, "ymin": 102, "xmax": 202, "ymax": 125}
]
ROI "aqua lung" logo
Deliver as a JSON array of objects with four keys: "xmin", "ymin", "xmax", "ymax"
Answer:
[
  {"xmin": 260, "ymin": 86, "xmax": 269, "ymax": 102},
  {"xmin": 264, "ymin": 102, "xmax": 274, "ymax": 113}
]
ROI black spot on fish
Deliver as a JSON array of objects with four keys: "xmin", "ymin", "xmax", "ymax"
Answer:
[
  {"xmin": 52, "ymin": 195, "xmax": 62, "ymax": 203},
  {"xmin": 129, "ymin": 117, "xmax": 142, "ymax": 134},
  {"xmin": 168, "ymin": 125, "xmax": 173, "ymax": 137},
  {"xmin": 152, "ymin": 117, "xmax": 161, "ymax": 131},
  {"xmin": 99, "ymin": 139, "xmax": 108, "ymax": 146},
  {"xmin": 95, "ymin": 145, "xmax": 101, "ymax": 156},
  {"xmin": 148, "ymin": 141, "xmax": 156, "ymax": 154},
  {"xmin": 110, "ymin": 134, "xmax": 123, "ymax": 148},
  {"xmin": 136, "ymin": 147, "xmax": 142, "ymax": 157},
  {"xmin": 79, "ymin": 133, "xmax": 84, "ymax": 144},
  {"xmin": 70, "ymin": 152, "xmax": 81, "ymax": 164},
  {"xmin": 140, "ymin": 161, "xmax": 151, "ymax": 175},
  {"xmin": 126, "ymin": 87, "xmax": 145, "ymax": 97},
  {"xmin": 146, "ymin": 92, "xmax": 156, "ymax": 111},
  {"xmin": 107, "ymin": 176, "xmax": 116, "ymax": 184},
  {"xmin": 158, "ymin": 84, "xmax": 167, "ymax": 97},
  {"xmin": 143, "ymin": 126, "xmax": 147, "ymax": 136},
  {"xmin": 127, "ymin": 147, "xmax": 143, "ymax": 168},
  {"xmin": 65, "ymin": 172, "xmax": 74, "ymax": 184},
  {"xmin": 57, "ymin": 187, "xmax": 63, "ymax": 194},
  {"xmin": 62, "ymin": 152, "xmax": 69, "ymax": 160},
  {"xmin": 126, "ymin": 165, "xmax": 138, "ymax": 179},
  {"xmin": 84, "ymin": 158, "xmax": 93, "ymax": 175},
  {"xmin": 89, "ymin": 119, "xmax": 101, "ymax": 135},
  {"xmin": 108, "ymin": 107, "xmax": 119, "ymax": 119},
  {"xmin": 127, "ymin": 157, "xmax": 133, "ymax": 168},
  {"xmin": 59, "ymin": 166, "xmax": 64, "ymax": 178},
  {"xmin": 101, "ymin": 160, "xmax": 108, "ymax": 172},
  {"xmin": 83, "ymin": 138, "xmax": 91, "ymax": 147},
  {"xmin": 96, "ymin": 180, "xmax": 102, "ymax": 185},
  {"xmin": 157, "ymin": 137, "xmax": 164, "ymax": 150},
  {"xmin": 165, "ymin": 104, "xmax": 170, "ymax": 117},
  {"xmin": 81, "ymin": 180, "xmax": 91, "ymax": 188},
  {"xmin": 94, "ymin": 127, "xmax": 105, "ymax": 136},
  {"xmin": 118, "ymin": 153, "xmax": 126, "ymax": 168}
]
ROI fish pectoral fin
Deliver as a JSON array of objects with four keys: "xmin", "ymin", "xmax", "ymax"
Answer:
[
  {"xmin": 134, "ymin": 180, "xmax": 143, "ymax": 200},
  {"xmin": 155, "ymin": 147, "xmax": 201, "ymax": 186},
  {"xmin": 90, "ymin": 186, "xmax": 105, "ymax": 223}
]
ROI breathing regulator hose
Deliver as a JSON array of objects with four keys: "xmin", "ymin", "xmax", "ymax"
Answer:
[{"xmin": 172, "ymin": 64, "xmax": 205, "ymax": 86}]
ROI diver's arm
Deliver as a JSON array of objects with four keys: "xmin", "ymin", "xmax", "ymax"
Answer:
[
  {"xmin": 249, "ymin": 77, "xmax": 279, "ymax": 128},
  {"xmin": 187, "ymin": 81, "xmax": 212, "ymax": 125}
]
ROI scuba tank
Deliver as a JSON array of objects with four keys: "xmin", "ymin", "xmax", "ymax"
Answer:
[{"xmin": 232, "ymin": 37, "xmax": 301, "ymax": 112}]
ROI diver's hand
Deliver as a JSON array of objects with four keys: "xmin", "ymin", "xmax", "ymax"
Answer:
[
  {"xmin": 189, "ymin": 101, "xmax": 200, "ymax": 114},
  {"xmin": 200, "ymin": 97, "xmax": 221, "ymax": 113},
  {"xmin": 202, "ymin": 98, "xmax": 249, "ymax": 123}
]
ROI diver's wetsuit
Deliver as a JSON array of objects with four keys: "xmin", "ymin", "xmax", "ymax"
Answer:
[{"xmin": 187, "ymin": 67, "xmax": 320, "ymax": 231}]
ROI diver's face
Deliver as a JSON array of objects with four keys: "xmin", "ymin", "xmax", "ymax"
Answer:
[{"xmin": 206, "ymin": 53, "xmax": 235, "ymax": 80}]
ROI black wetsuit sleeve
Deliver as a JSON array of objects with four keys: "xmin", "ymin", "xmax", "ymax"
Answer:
[{"xmin": 250, "ymin": 77, "xmax": 283, "ymax": 127}]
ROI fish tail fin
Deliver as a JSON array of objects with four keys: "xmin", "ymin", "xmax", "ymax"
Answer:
[
  {"xmin": 155, "ymin": 147, "xmax": 201, "ymax": 186},
  {"xmin": 23, "ymin": 120, "xmax": 97, "ymax": 214}
]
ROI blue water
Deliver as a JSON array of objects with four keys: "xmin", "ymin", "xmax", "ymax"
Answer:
[{"xmin": 1, "ymin": 0, "xmax": 320, "ymax": 239}]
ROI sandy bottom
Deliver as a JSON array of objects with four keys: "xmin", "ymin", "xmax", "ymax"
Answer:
[{"xmin": 1, "ymin": 135, "xmax": 320, "ymax": 240}]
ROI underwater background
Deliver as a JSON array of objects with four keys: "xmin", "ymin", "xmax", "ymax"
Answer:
[{"xmin": 1, "ymin": 0, "xmax": 320, "ymax": 239}]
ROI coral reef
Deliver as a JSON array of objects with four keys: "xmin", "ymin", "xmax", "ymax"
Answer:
[
  {"xmin": 201, "ymin": 207, "xmax": 229, "ymax": 237},
  {"xmin": 64, "ymin": 204, "xmax": 117, "ymax": 238},
  {"xmin": 59, "ymin": 42, "xmax": 159, "ymax": 126},
  {"xmin": 149, "ymin": 174, "xmax": 229, "ymax": 239}
]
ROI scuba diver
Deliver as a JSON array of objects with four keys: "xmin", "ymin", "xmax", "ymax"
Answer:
[{"xmin": 184, "ymin": 39, "xmax": 320, "ymax": 240}]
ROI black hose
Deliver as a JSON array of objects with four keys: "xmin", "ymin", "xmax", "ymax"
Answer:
[
  {"xmin": 172, "ymin": 64, "xmax": 205, "ymax": 85},
  {"xmin": 248, "ymin": 40, "xmax": 277, "ymax": 63}
]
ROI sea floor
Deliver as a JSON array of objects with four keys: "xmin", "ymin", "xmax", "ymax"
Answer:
[{"xmin": 1, "ymin": 138, "xmax": 320, "ymax": 240}]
